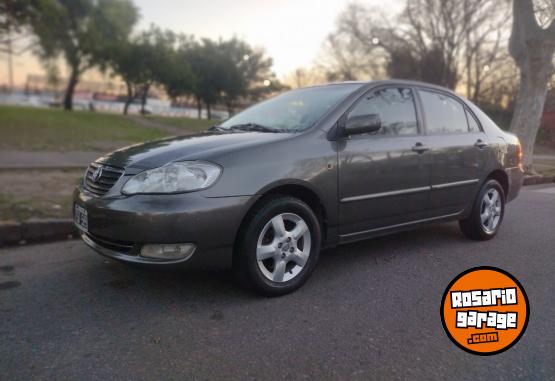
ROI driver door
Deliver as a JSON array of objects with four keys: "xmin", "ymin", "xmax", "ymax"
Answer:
[{"xmin": 338, "ymin": 86, "xmax": 432, "ymax": 240}]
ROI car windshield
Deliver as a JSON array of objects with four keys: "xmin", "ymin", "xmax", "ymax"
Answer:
[{"xmin": 218, "ymin": 84, "xmax": 361, "ymax": 132}]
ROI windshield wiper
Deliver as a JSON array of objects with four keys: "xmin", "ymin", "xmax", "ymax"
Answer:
[
  {"xmin": 208, "ymin": 125, "xmax": 228, "ymax": 132},
  {"xmin": 228, "ymin": 123, "xmax": 286, "ymax": 133}
]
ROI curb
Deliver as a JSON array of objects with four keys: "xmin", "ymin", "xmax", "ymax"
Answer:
[
  {"xmin": 523, "ymin": 175, "xmax": 555, "ymax": 186},
  {"xmin": 0, "ymin": 219, "xmax": 77, "ymax": 247}
]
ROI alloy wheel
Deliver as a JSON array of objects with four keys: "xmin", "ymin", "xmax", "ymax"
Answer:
[
  {"xmin": 480, "ymin": 188, "xmax": 502, "ymax": 233},
  {"xmin": 256, "ymin": 213, "xmax": 311, "ymax": 283}
]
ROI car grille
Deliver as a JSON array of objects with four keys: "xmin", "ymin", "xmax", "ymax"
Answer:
[{"xmin": 84, "ymin": 163, "xmax": 125, "ymax": 196}]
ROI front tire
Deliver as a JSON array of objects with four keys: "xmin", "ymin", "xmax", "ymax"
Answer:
[
  {"xmin": 459, "ymin": 179, "xmax": 505, "ymax": 241},
  {"xmin": 233, "ymin": 196, "xmax": 321, "ymax": 296}
]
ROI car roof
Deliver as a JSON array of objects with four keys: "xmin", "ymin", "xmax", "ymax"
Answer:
[
  {"xmin": 325, "ymin": 79, "xmax": 457, "ymax": 93},
  {"xmin": 302, "ymin": 80, "xmax": 462, "ymax": 100}
]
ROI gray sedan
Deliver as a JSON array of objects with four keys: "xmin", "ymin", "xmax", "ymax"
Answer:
[{"xmin": 74, "ymin": 80, "xmax": 524, "ymax": 295}]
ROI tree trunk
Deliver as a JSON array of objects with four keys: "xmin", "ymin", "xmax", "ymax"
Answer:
[
  {"xmin": 508, "ymin": 0, "xmax": 555, "ymax": 172},
  {"xmin": 196, "ymin": 97, "xmax": 202, "ymax": 119},
  {"xmin": 123, "ymin": 81, "xmax": 134, "ymax": 115},
  {"xmin": 140, "ymin": 84, "xmax": 150, "ymax": 115},
  {"xmin": 63, "ymin": 67, "xmax": 80, "ymax": 111},
  {"xmin": 206, "ymin": 103, "xmax": 212, "ymax": 120},
  {"xmin": 226, "ymin": 102, "xmax": 234, "ymax": 117},
  {"xmin": 472, "ymin": 61, "xmax": 482, "ymax": 104},
  {"xmin": 509, "ymin": 67, "xmax": 551, "ymax": 170},
  {"xmin": 123, "ymin": 100, "xmax": 132, "ymax": 115}
]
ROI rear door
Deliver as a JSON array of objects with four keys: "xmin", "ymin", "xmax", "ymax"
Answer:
[
  {"xmin": 416, "ymin": 89, "xmax": 489, "ymax": 216},
  {"xmin": 338, "ymin": 86, "xmax": 432, "ymax": 238}
]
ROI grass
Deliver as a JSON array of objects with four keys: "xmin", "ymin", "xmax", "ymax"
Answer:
[
  {"xmin": 0, "ymin": 105, "xmax": 217, "ymax": 222},
  {"xmin": 0, "ymin": 169, "xmax": 83, "ymax": 222},
  {"xmin": 0, "ymin": 193, "xmax": 71, "ymax": 222},
  {"xmin": 0, "ymin": 105, "xmax": 213, "ymax": 151}
]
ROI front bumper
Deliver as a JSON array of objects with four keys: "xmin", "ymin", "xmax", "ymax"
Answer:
[
  {"xmin": 81, "ymin": 232, "xmax": 197, "ymax": 264},
  {"xmin": 74, "ymin": 186, "xmax": 257, "ymax": 264}
]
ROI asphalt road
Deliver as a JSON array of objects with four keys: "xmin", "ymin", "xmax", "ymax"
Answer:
[{"xmin": 1, "ymin": 185, "xmax": 554, "ymax": 380}]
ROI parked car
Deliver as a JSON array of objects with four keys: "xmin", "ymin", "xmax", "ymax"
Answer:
[{"xmin": 74, "ymin": 80, "xmax": 524, "ymax": 296}]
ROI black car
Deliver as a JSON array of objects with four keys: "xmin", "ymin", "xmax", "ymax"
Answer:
[{"xmin": 74, "ymin": 80, "xmax": 524, "ymax": 295}]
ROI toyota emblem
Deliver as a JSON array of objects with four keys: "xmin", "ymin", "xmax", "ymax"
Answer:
[{"xmin": 92, "ymin": 166, "xmax": 103, "ymax": 182}]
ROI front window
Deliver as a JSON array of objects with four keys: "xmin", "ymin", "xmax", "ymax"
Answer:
[
  {"xmin": 347, "ymin": 87, "xmax": 418, "ymax": 136},
  {"xmin": 219, "ymin": 84, "xmax": 361, "ymax": 132}
]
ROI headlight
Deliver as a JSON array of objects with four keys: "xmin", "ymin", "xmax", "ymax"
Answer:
[{"xmin": 122, "ymin": 161, "xmax": 222, "ymax": 195}]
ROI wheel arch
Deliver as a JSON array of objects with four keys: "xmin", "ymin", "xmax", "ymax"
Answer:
[
  {"xmin": 233, "ymin": 181, "xmax": 329, "ymax": 252},
  {"xmin": 486, "ymin": 169, "xmax": 509, "ymax": 199}
]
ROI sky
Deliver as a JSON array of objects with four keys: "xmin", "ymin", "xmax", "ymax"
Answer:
[
  {"xmin": 132, "ymin": 0, "xmax": 392, "ymax": 76},
  {"xmin": 3, "ymin": 0, "xmax": 402, "ymax": 86}
]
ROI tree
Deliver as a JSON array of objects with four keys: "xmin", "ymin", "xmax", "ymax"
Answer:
[
  {"xmin": 183, "ymin": 39, "xmax": 224, "ymax": 119},
  {"xmin": 159, "ymin": 38, "xmax": 195, "ymax": 104},
  {"xmin": 183, "ymin": 37, "xmax": 281, "ymax": 119},
  {"xmin": 282, "ymin": 67, "xmax": 327, "ymax": 88},
  {"xmin": 509, "ymin": 0, "xmax": 555, "ymax": 172},
  {"xmin": 0, "ymin": 0, "xmax": 32, "ymax": 39},
  {"xmin": 318, "ymin": 4, "xmax": 388, "ymax": 82},
  {"xmin": 111, "ymin": 27, "xmax": 178, "ymax": 115},
  {"xmin": 321, "ymin": 0, "xmax": 508, "ymax": 94},
  {"xmin": 29, "ymin": 0, "xmax": 138, "ymax": 110},
  {"xmin": 110, "ymin": 39, "xmax": 149, "ymax": 115},
  {"xmin": 218, "ymin": 38, "xmax": 279, "ymax": 114},
  {"xmin": 135, "ymin": 27, "xmax": 176, "ymax": 115},
  {"xmin": 399, "ymin": 0, "xmax": 493, "ymax": 88},
  {"xmin": 462, "ymin": 3, "xmax": 511, "ymax": 104},
  {"xmin": 0, "ymin": 0, "xmax": 36, "ymax": 90}
]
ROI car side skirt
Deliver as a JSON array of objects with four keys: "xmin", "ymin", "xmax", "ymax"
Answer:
[{"xmin": 338, "ymin": 211, "xmax": 464, "ymax": 244}]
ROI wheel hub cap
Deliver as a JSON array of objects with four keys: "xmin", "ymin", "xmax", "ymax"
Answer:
[
  {"xmin": 480, "ymin": 188, "xmax": 502, "ymax": 233},
  {"xmin": 256, "ymin": 213, "xmax": 311, "ymax": 283}
]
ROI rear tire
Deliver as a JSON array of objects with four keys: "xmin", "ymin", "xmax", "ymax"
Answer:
[
  {"xmin": 459, "ymin": 179, "xmax": 505, "ymax": 241},
  {"xmin": 233, "ymin": 196, "xmax": 321, "ymax": 296}
]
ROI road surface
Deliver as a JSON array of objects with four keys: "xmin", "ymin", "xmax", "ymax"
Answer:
[{"xmin": 1, "ymin": 184, "xmax": 554, "ymax": 380}]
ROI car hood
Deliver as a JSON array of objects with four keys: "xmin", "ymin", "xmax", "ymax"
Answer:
[{"xmin": 96, "ymin": 131, "xmax": 291, "ymax": 172}]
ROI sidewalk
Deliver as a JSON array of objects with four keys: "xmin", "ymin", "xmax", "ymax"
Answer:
[
  {"xmin": 533, "ymin": 154, "xmax": 555, "ymax": 160},
  {"xmin": 533, "ymin": 153, "xmax": 555, "ymax": 177},
  {"xmin": 0, "ymin": 151, "xmax": 102, "ymax": 169}
]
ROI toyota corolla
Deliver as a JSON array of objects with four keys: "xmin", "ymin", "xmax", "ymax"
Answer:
[{"xmin": 74, "ymin": 80, "xmax": 524, "ymax": 295}]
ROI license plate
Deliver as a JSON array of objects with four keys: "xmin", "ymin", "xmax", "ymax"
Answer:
[{"xmin": 74, "ymin": 204, "xmax": 88, "ymax": 233}]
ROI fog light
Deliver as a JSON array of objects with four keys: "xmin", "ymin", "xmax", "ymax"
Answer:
[{"xmin": 140, "ymin": 243, "xmax": 196, "ymax": 260}]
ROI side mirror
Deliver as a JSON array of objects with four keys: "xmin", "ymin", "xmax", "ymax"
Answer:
[{"xmin": 344, "ymin": 113, "xmax": 381, "ymax": 135}]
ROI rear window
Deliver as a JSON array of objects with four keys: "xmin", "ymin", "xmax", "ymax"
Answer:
[
  {"xmin": 466, "ymin": 109, "xmax": 481, "ymax": 132},
  {"xmin": 419, "ymin": 90, "xmax": 468, "ymax": 134}
]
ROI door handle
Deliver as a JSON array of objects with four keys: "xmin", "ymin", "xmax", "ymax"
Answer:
[
  {"xmin": 475, "ymin": 139, "xmax": 489, "ymax": 149},
  {"xmin": 412, "ymin": 142, "xmax": 430, "ymax": 154}
]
